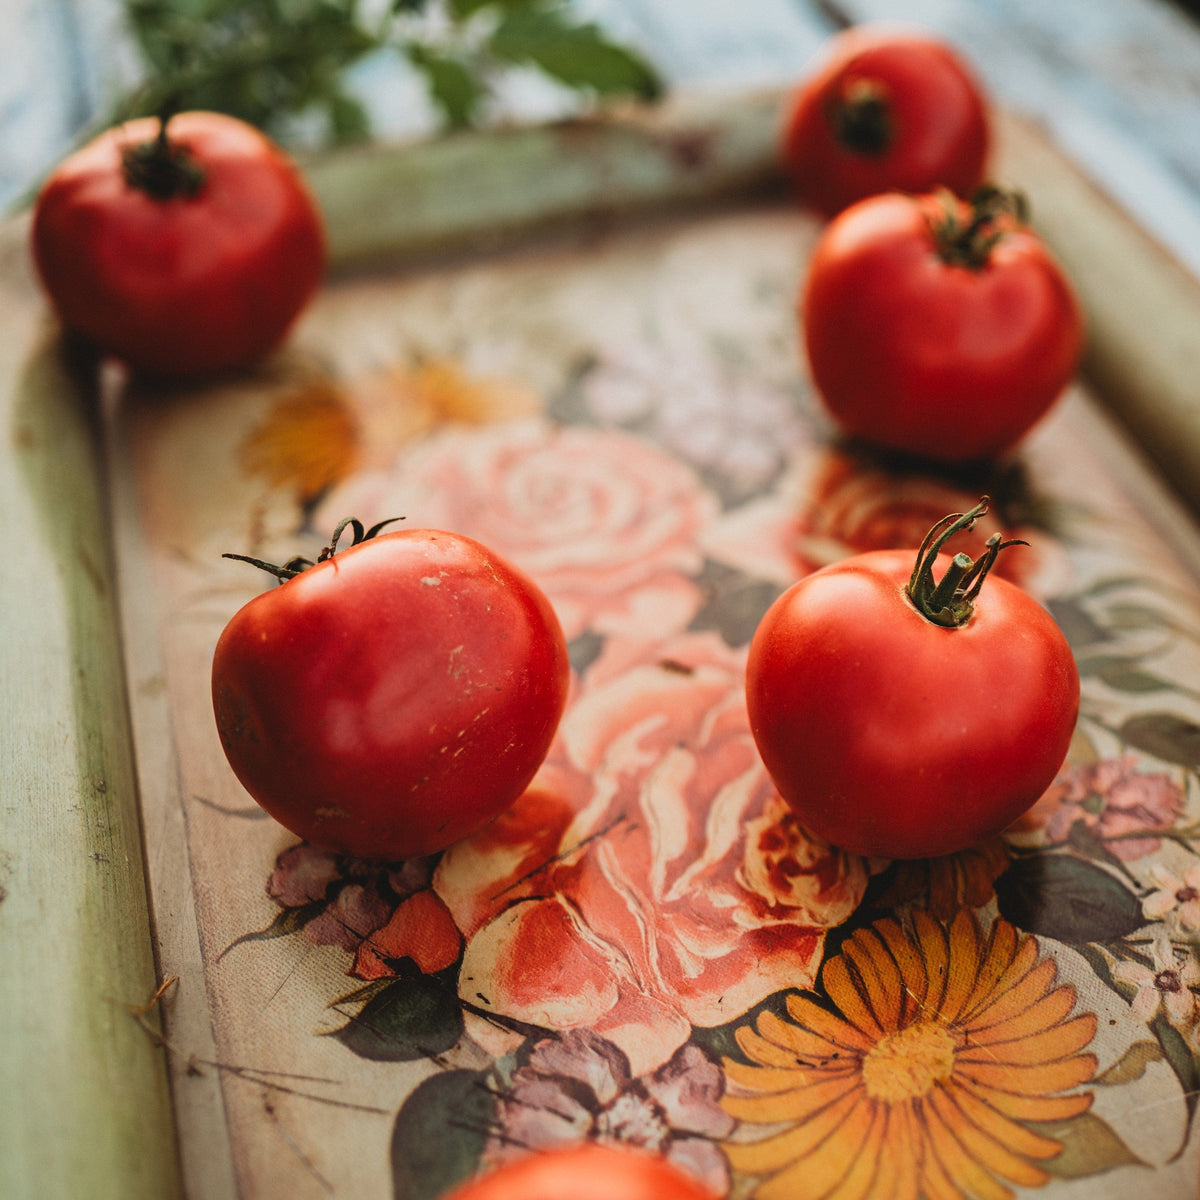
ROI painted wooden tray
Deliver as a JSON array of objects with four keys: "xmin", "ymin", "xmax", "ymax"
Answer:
[{"xmin": 5, "ymin": 90, "xmax": 1200, "ymax": 1200}]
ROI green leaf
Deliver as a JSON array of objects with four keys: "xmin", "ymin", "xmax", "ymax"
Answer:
[
  {"xmin": 1028, "ymin": 1113, "xmax": 1146, "ymax": 1177},
  {"xmin": 1105, "ymin": 602, "xmax": 1184, "ymax": 634},
  {"xmin": 489, "ymin": 5, "xmax": 662, "ymax": 99},
  {"xmin": 407, "ymin": 44, "xmax": 485, "ymax": 127},
  {"xmin": 1095, "ymin": 1040, "xmax": 1165, "ymax": 1086},
  {"xmin": 994, "ymin": 854, "xmax": 1147, "ymax": 943},
  {"xmin": 1119, "ymin": 712, "xmax": 1200, "ymax": 769},
  {"xmin": 332, "ymin": 973, "xmax": 464, "ymax": 1062},
  {"xmin": 118, "ymin": 0, "xmax": 384, "ymax": 142},
  {"xmin": 1046, "ymin": 598, "xmax": 1111, "ymax": 650},
  {"xmin": 1152, "ymin": 1013, "xmax": 1200, "ymax": 1133},
  {"xmin": 392, "ymin": 1069, "xmax": 496, "ymax": 1200},
  {"xmin": 448, "ymin": 0, "xmax": 503, "ymax": 15},
  {"xmin": 1078, "ymin": 654, "xmax": 1174, "ymax": 694},
  {"xmin": 215, "ymin": 900, "xmax": 328, "ymax": 962}
]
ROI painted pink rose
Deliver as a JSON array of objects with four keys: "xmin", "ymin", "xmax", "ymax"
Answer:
[
  {"xmin": 432, "ymin": 632, "xmax": 869, "ymax": 1076},
  {"xmin": 1013, "ymin": 755, "xmax": 1186, "ymax": 861},
  {"xmin": 319, "ymin": 418, "xmax": 717, "ymax": 640},
  {"xmin": 705, "ymin": 449, "xmax": 1068, "ymax": 597}
]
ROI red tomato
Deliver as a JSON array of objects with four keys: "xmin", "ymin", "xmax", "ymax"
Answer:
[
  {"xmin": 782, "ymin": 26, "xmax": 990, "ymax": 218},
  {"xmin": 802, "ymin": 188, "xmax": 1084, "ymax": 463},
  {"xmin": 746, "ymin": 501, "xmax": 1079, "ymax": 859},
  {"xmin": 32, "ymin": 111, "xmax": 325, "ymax": 378},
  {"xmin": 212, "ymin": 520, "xmax": 570, "ymax": 860},
  {"xmin": 439, "ymin": 1144, "xmax": 717, "ymax": 1200}
]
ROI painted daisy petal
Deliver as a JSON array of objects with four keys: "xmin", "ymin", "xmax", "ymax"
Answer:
[
  {"xmin": 957, "ymin": 1075, "xmax": 1093, "ymax": 1123},
  {"xmin": 722, "ymin": 1070, "xmax": 860, "ymax": 1124},
  {"xmin": 822, "ymin": 951, "xmax": 888, "ymax": 1040},
  {"xmin": 755, "ymin": 1099, "xmax": 875, "ymax": 1200},
  {"xmin": 844, "ymin": 926, "xmax": 907, "ymax": 1032},
  {"xmin": 780, "ymin": 996, "xmax": 876, "ymax": 1053},
  {"xmin": 723, "ymin": 1087, "xmax": 861, "ymax": 1175},
  {"xmin": 966, "ymin": 980, "xmax": 1078, "ymax": 1046}
]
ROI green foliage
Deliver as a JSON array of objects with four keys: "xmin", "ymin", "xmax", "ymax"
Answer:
[
  {"xmin": 115, "ymin": 0, "xmax": 662, "ymax": 142},
  {"xmin": 331, "ymin": 970, "xmax": 465, "ymax": 1062},
  {"xmin": 121, "ymin": 0, "xmax": 378, "ymax": 140},
  {"xmin": 1028, "ymin": 1113, "xmax": 1146, "ymax": 1177},
  {"xmin": 391, "ymin": 1069, "xmax": 496, "ymax": 1200},
  {"xmin": 994, "ymin": 854, "xmax": 1147, "ymax": 943}
]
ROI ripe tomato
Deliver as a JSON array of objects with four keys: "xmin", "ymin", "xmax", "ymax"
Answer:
[
  {"xmin": 32, "ymin": 111, "xmax": 325, "ymax": 378},
  {"xmin": 802, "ymin": 188, "xmax": 1084, "ymax": 463},
  {"xmin": 439, "ymin": 1144, "xmax": 717, "ymax": 1200},
  {"xmin": 746, "ymin": 501, "xmax": 1079, "ymax": 859},
  {"xmin": 782, "ymin": 26, "xmax": 990, "ymax": 218},
  {"xmin": 212, "ymin": 520, "xmax": 570, "ymax": 860}
]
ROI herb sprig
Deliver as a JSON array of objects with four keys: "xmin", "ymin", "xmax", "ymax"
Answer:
[{"xmin": 116, "ymin": 0, "xmax": 662, "ymax": 143}]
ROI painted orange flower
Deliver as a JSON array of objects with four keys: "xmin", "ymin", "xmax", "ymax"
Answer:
[
  {"xmin": 239, "ymin": 360, "xmax": 539, "ymax": 506},
  {"xmin": 723, "ymin": 910, "xmax": 1097, "ymax": 1200}
]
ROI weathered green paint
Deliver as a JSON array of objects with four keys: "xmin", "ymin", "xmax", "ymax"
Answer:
[{"xmin": 0, "ymin": 220, "xmax": 181, "ymax": 1199}]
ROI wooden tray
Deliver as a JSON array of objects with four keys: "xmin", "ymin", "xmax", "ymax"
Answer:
[{"xmin": 5, "ymin": 89, "xmax": 1200, "ymax": 1200}]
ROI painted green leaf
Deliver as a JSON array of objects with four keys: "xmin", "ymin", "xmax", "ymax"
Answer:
[
  {"xmin": 1078, "ymin": 654, "xmax": 1173, "ymax": 694},
  {"xmin": 215, "ymin": 900, "xmax": 328, "ymax": 962},
  {"xmin": 1029, "ymin": 1113, "xmax": 1146, "ymax": 1177},
  {"xmin": 1152, "ymin": 1014, "xmax": 1200, "ymax": 1130},
  {"xmin": 489, "ymin": 5, "xmax": 662, "ymax": 99},
  {"xmin": 1095, "ymin": 1040, "xmax": 1165, "ymax": 1086},
  {"xmin": 1046, "ymin": 598, "xmax": 1110, "ymax": 650},
  {"xmin": 994, "ymin": 855, "xmax": 1146, "ymax": 943},
  {"xmin": 1119, "ymin": 712, "xmax": 1200, "ymax": 769},
  {"xmin": 333, "ymin": 973, "xmax": 464, "ymax": 1062},
  {"xmin": 1105, "ymin": 603, "xmax": 1197, "ymax": 638},
  {"xmin": 392, "ymin": 1069, "xmax": 496, "ymax": 1200}
]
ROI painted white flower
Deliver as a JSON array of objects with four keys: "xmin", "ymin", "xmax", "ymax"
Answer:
[
  {"xmin": 1111, "ymin": 940, "xmax": 1200, "ymax": 1028},
  {"xmin": 1142, "ymin": 862, "xmax": 1200, "ymax": 929}
]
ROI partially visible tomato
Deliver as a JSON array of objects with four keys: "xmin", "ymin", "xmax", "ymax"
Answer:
[
  {"xmin": 438, "ymin": 1144, "xmax": 717, "ymax": 1200},
  {"xmin": 802, "ymin": 188, "xmax": 1084, "ymax": 463},
  {"xmin": 782, "ymin": 25, "xmax": 990, "ymax": 218},
  {"xmin": 746, "ymin": 500, "xmax": 1079, "ymax": 860},
  {"xmin": 212, "ymin": 519, "xmax": 570, "ymax": 861},
  {"xmin": 32, "ymin": 111, "xmax": 325, "ymax": 378}
]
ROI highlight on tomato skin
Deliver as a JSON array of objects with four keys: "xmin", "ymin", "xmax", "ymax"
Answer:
[
  {"xmin": 211, "ymin": 519, "xmax": 571, "ymax": 862},
  {"xmin": 781, "ymin": 24, "xmax": 991, "ymax": 219},
  {"xmin": 745, "ymin": 500, "xmax": 1081, "ymax": 860},
  {"xmin": 436, "ymin": 1143, "xmax": 720, "ymax": 1200}
]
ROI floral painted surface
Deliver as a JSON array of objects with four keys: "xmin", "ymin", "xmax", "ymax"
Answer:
[{"xmin": 121, "ymin": 206, "xmax": 1200, "ymax": 1199}]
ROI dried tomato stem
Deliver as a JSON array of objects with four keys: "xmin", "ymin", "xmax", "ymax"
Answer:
[
  {"xmin": 906, "ymin": 497, "xmax": 1027, "ymax": 627},
  {"xmin": 828, "ymin": 78, "xmax": 894, "ymax": 157},
  {"xmin": 122, "ymin": 112, "xmax": 206, "ymax": 200},
  {"xmin": 223, "ymin": 516, "xmax": 404, "ymax": 585}
]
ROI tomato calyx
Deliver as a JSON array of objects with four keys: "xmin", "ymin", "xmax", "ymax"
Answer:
[
  {"xmin": 928, "ymin": 186, "xmax": 1029, "ymax": 270},
  {"xmin": 826, "ymin": 76, "xmax": 895, "ymax": 158},
  {"xmin": 121, "ymin": 114, "xmax": 206, "ymax": 200},
  {"xmin": 905, "ymin": 497, "xmax": 1027, "ymax": 627},
  {"xmin": 223, "ymin": 516, "xmax": 404, "ymax": 583}
]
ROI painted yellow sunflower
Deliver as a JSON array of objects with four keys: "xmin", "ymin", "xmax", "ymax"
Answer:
[{"xmin": 723, "ymin": 910, "xmax": 1097, "ymax": 1200}]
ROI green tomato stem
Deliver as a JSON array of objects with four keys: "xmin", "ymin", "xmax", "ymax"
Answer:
[
  {"xmin": 905, "ymin": 497, "xmax": 1027, "ymax": 627},
  {"xmin": 928, "ymin": 186, "xmax": 1029, "ymax": 271}
]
